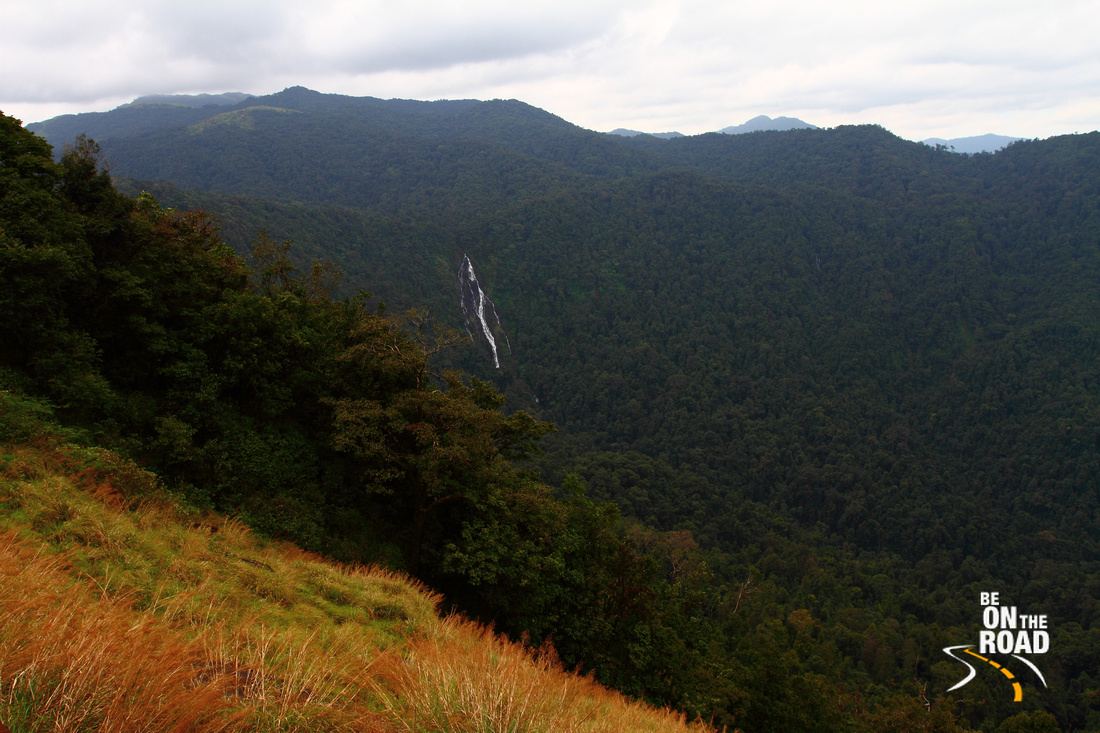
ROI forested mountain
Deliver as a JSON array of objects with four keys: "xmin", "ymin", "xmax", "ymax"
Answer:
[
  {"xmin": 16, "ymin": 89, "xmax": 1100, "ymax": 731},
  {"xmin": 30, "ymin": 86, "xmax": 655, "ymax": 215}
]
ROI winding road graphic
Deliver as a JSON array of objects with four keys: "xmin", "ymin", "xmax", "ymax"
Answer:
[{"xmin": 943, "ymin": 645, "xmax": 1048, "ymax": 702}]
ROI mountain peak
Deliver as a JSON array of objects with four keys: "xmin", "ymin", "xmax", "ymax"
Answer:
[{"xmin": 718, "ymin": 115, "xmax": 818, "ymax": 134}]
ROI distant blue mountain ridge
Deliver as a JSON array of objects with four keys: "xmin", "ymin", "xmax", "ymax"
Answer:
[
  {"xmin": 607, "ymin": 128, "xmax": 685, "ymax": 139},
  {"xmin": 718, "ymin": 115, "xmax": 818, "ymax": 134},
  {"xmin": 920, "ymin": 133, "xmax": 1023, "ymax": 154},
  {"xmin": 607, "ymin": 114, "xmax": 816, "ymax": 139},
  {"xmin": 610, "ymin": 114, "xmax": 1021, "ymax": 153}
]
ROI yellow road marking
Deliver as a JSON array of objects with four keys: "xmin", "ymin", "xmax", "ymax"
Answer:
[{"xmin": 963, "ymin": 649, "xmax": 1024, "ymax": 701}]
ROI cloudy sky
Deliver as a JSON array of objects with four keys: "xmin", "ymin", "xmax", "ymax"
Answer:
[{"xmin": 2, "ymin": 0, "xmax": 1097, "ymax": 141}]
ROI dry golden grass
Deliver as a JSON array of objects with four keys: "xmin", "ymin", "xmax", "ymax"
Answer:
[
  {"xmin": 377, "ymin": 615, "xmax": 713, "ymax": 733},
  {"xmin": 0, "ymin": 532, "xmax": 242, "ymax": 732},
  {"xmin": 0, "ymin": 434, "xmax": 713, "ymax": 733}
]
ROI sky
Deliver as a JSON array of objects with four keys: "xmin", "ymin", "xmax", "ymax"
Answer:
[{"xmin": 2, "ymin": 0, "xmax": 1098, "ymax": 141}]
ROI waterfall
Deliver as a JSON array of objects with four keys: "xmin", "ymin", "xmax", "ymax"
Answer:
[{"xmin": 457, "ymin": 254, "xmax": 510, "ymax": 369}]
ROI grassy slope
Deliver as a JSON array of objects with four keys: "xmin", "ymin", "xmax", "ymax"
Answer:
[{"xmin": 0, "ymin": 391, "xmax": 711, "ymax": 733}]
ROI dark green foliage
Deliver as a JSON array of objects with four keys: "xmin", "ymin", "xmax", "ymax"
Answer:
[
  {"xmin": 997, "ymin": 710, "xmax": 1063, "ymax": 733},
  {"xmin": 0, "ymin": 119, "xmax": 100, "ymax": 412}
]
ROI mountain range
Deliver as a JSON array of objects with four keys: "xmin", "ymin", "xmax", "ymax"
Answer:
[
  {"xmin": 15, "ymin": 87, "xmax": 1100, "ymax": 731},
  {"xmin": 33, "ymin": 93, "xmax": 1019, "ymax": 152}
]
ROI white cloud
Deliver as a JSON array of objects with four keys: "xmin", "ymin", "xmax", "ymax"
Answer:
[{"xmin": 1, "ymin": 0, "xmax": 1097, "ymax": 140}]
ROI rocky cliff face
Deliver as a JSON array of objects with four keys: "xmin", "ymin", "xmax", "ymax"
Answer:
[{"xmin": 458, "ymin": 254, "xmax": 510, "ymax": 369}]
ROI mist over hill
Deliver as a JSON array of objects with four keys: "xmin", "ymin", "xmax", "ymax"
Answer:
[{"xmin": 128, "ymin": 91, "xmax": 255, "ymax": 107}]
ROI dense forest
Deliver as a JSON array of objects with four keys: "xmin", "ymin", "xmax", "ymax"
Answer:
[{"xmin": 11, "ymin": 88, "xmax": 1100, "ymax": 730}]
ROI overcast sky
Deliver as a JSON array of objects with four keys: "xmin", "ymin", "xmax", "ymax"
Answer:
[{"xmin": 2, "ymin": 0, "xmax": 1097, "ymax": 141}]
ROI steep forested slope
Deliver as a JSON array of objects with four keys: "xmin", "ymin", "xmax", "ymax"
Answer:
[{"xmin": 460, "ymin": 157, "xmax": 1100, "ymax": 564}]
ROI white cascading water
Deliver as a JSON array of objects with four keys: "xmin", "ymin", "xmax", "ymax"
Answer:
[{"xmin": 458, "ymin": 254, "xmax": 510, "ymax": 369}]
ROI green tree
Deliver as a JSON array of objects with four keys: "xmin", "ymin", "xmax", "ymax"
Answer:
[
  {"xmin": 331, "ymin": 310, "xmax": 553, "ymax": 572},
  {"xmin": 995, "ymin": 710, "xmax": 1061, "ymax": 733}
]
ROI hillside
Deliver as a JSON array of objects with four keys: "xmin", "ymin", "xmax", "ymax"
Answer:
[{"xmin": 0, "ymin": 389, "xmax": 710, "ymax": 733}]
